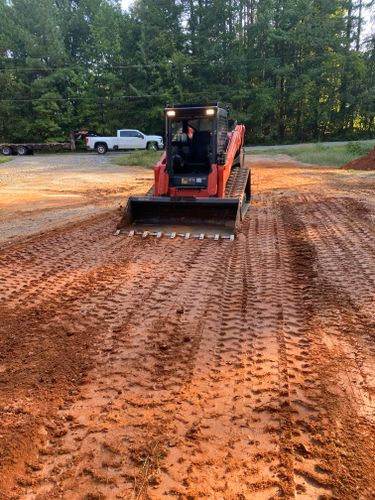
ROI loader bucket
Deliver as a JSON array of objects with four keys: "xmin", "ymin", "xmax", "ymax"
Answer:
[{"xmin": 119, "ymin": 196, "xmax": 242, "ymax": 238}]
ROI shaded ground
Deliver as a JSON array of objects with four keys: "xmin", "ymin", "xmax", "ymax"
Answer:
[{"xmin": 0, "ymin": 155, "xmax": 374, "ymax": 499}]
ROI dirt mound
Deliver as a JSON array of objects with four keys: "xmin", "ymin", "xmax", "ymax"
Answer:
[{"xmin": 341, "ymin": 146, "xmax": 375, "ymax": 170}]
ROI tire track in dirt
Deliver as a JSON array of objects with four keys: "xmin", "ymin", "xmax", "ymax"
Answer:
[
  {"xmin": 149, "ymin": 192, "xmax": 339, "ymax": 498},
  {"xmin": 0, "ymin": 216, "xmax": 159, "ymax": 496},
  {"xmin": 7, "ymin": 194, "xmax": 364, "ymax": 499},
  {"xmin": 1, "ymin": 214, "xmax": 202, "ymax": 495},
  {"xmin": 0, "ymin": 214, "xmax": 127, "ymax": 310},
  {"xmin": 299, "ymin": 195, "xmax": 375, "ymax": 305},
  {"xmin": 295, "ymin": 194, "xmax": 375, "ymax": 425},
  {"xmin": 12, "ymin": 237, "xmax": 228, "ymax": 498},
  {"xmin": 2, "ymin": 161, "xmax": 375, "ymax": 499},
  {"xmin": 241, "ymin": 195, "xmax": 334, "ymax": 498},
  {"xmin": 151, "ymin": 222, "xmax": 257, "ymax": 498},
  {"xmin": 281, "ymin": 198, "xmax": 375, "ymax": 498}
]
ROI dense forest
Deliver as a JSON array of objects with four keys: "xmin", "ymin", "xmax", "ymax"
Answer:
[{"xmin": 0, "ymin": 0, "xmax": 374, "ymax": 144}]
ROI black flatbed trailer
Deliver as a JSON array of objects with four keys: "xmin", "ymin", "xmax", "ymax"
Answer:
[
  {"xmin": 0, "ymin": 130, "xmax": 98, "ymax": 156},
  {"xmin": 0, "ymin": 142, "xmax": 73, "ymax": 156}
]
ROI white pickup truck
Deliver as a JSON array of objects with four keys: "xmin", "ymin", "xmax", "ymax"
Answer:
[{"xmin": 86, "ymin": 129, "xmax": 164, "ymax": 154}]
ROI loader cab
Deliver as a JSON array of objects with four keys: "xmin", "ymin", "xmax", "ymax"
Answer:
[{"xmin": 165, "ymin": 103, "xmax": 229, "ymax": 189}]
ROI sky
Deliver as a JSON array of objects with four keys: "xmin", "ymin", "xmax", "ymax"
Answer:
[{"xmin": 121, "ymin": 0, "xmax": 132, "ymax": 10}]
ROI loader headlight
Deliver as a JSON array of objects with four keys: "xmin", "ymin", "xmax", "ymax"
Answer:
[
  {"xmin": 166, "ymin": 110, "xmax": 176, "ymax": 117},
  {"xmin": 205, "ymin": 108, "xmax": 215, "ymax": 116}
]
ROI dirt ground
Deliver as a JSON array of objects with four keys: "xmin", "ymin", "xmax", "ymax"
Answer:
[
  {"xmin": 0, "ymin": 154, "xmax": 375, "ymax": 499},
  {"xmin": 0, "ymin": 153, "xmax": 153, "ymax": 244}
]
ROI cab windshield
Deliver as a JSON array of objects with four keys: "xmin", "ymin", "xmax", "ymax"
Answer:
[{"xmin": 169, "ymin": 118, "xmax": 213, "ymax": 174}]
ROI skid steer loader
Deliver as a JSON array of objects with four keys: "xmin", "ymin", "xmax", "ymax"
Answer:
[{"xmin": 118, "ymin": 102, "xmax": 251, "ymax": 240}]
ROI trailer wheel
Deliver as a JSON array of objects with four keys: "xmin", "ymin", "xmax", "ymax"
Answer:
[
  {"xmin": 17, "ymin": 145, "xmax": 28, "ymax": 156},
  {"xmin": 95, "ymin": 143, "xmax": 108, "ymax": 155},
  {"xmin": 1, "ymin": 146, "xmax": 13, "ymax": 156},
  {"xmin": 146, "ymin": 142, "xmax": 158, "ymax": 151}
]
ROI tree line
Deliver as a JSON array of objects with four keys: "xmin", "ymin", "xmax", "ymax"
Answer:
[{"xmin": 0, "ymin": 0, "xmax": 374, "ymax": 144}]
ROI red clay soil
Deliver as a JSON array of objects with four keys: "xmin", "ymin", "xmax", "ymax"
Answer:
[
  {"xmin": 0, "ymin": 159, "xmax": 375, "ymax": 499},
  {"xmin": 341, "ymin": 146, "xmax": 375, "ymax": 170}
]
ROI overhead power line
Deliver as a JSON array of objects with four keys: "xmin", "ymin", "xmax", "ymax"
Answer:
[
  {"xmin": 0, "ymin": 57, "xmax": 283, "ymax": 72},
  {"xmin": 0, "ymin": 89, "xmax": 252, "ymax": 103},
  {"xmin": 0, "ymin": 62, "xmax": 171, "ymax": 72},
  {"xmin": 0, "ymin": 94, "xmax": 155, "ymax": 102}
]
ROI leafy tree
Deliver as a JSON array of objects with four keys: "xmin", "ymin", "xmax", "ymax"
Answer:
[{"xmin": 0, "ymin": 0, "xmax": 373, "ymax": 143}]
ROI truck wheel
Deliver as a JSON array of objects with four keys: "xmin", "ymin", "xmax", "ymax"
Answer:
[
  {"xmin": 1, "ymin": 146, "xmax": 13, "ymax": 156},
  {"xmin": 95, "ymin": 143, "xmax": 108, "ymax": 154},
  {"xmin": 17, "ymin": 145, "xmax": 28, "ymax": 156},
  {"xmin": 146, "ymin": 142, "xmax": 158, "ymax": 151}
]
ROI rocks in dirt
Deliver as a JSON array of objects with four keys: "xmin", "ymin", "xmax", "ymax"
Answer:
[
  {"xmin": 341, "ymin": 146, "xmax": 375, "ymax": 170},
  {"xmin": 294, "ymin": 442, "xmax": 312, "ymax": 457},
  {"xmin": 53, "ymin": 429, "xmax": 67, "ymax": 438},
  {"xmin": 3, "ymin": 405, "xmax": 28, "ymax": 415},
  {"xmin": 185, "ymin": 423, "xmax": 200, "ymax": 440},
  {"xmin": 85, "ymin": 493, "xmax": 105, "ymax": 500},
  {"xmin": 148, "ymin": 474, "xmax": 161, "ymax": 486},
  {"xmin": 16, "ymin": 477, "xmax": 35, "ymax": 487},
  {"xmin": 26, "ymin": 462, "xmax": 41, "ymax": 472}
]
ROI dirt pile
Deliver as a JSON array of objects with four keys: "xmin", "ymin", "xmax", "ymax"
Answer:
[{"xmin": 341, "ymin": 146, "xmax": 375, "ymax": 170}]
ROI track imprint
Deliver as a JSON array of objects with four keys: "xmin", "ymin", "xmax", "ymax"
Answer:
[{"xmin": 1, "ymin": 160, "xmax": 375, "ymax": 498}]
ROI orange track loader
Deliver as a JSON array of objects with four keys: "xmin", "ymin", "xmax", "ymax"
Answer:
[{"xmin": 119, "ymin": 102, "xmax": 251, "ymax": 240}]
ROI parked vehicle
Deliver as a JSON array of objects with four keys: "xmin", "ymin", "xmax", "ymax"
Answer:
[
  {"xmin": 85, "ymin": 129, "xmax": 164, "ymax": 154},
  {"xmin": 0, "ymin": 141, "xmax": 73, "ymax": 156},
  {"xmin": 0, "ymin": 130, "xmax": 96, "ymax": 156}
]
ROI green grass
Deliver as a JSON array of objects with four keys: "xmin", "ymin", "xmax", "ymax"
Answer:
[
  {"xmin": 112, "ymin": 150, "xmax": 163, "ymax": 169},
  {"xmin": 112, "ymin": 141, "xmax": 375, "ymax": 168},
  {"xmin": 249, "ymin": 140, "xmax": 375, "ymax": 167},
  {"xmin": 0, "ymin": 156, "xmax": 12, "ymax": 164}
]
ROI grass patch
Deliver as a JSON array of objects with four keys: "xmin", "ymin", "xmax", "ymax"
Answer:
[
  {"xmin": 112, "ymin": 150, "xmax": 163, "ymax": 169},
  {"xmin": 112, "ymin": 141, "xmax": 375, "ymax": 168},
  {"xmin": 249, "ymin": 140, "xmax": 375, "ymax": 166},
  {"xmin": 0, "ymin": 156, "xmax": 12, "ymax": 164}
]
